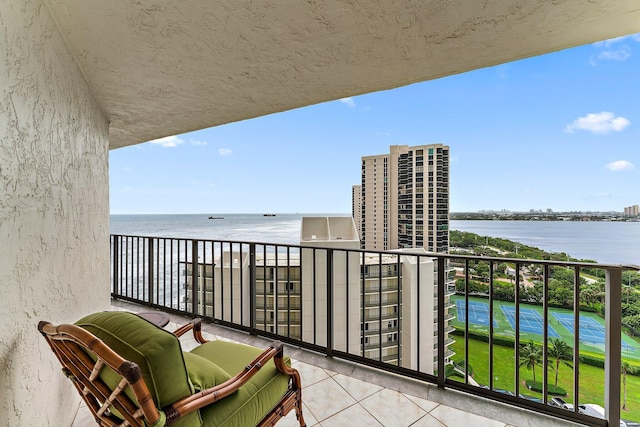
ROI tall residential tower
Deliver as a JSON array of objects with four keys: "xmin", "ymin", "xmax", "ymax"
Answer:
[{"xmin": 356, "ymin": 144, "xmax": 450, "ymax": 253}]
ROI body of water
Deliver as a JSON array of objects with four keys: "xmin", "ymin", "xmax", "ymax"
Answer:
[
  {"xmin": 450, "ymin": 220, "xmax": 639, "ymax": 266},
  {"xmin": 110, "ymin": 213, "xmax": 349, "ymax": 246},
  {"xmin": 110, "ymin": 215, "xmax": 639, "ymax": 266}
]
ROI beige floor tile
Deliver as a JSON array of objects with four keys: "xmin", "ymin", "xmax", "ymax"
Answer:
[
  {"xmin": 320, "ymin": 403, "xmax": 383, "ymax": 427},
  {"xmin": 71, "ymin": 404, "xmax": 94, "ymax": 427},
  {"xmin": 403, "ymin": 393, "xmax": 440, "ymax": 413},
  {"xmin": 409, "ymin": 413, "xmax": 447, "ymax": 427},
  {"xmin": 323, "ymin": 367, "xmax": 337, "ymax": 377},
  {"xmin": 333, "ymin": 373, "xmax": 383, "ymax": 401},
  {"xmin": 212, "ymin": 334, "xmax": 236, "ymax": 342},
  {"xmin": 360, "ymin": 388, "xmax": 427, "ymax": 427},
  {"xmin": 429, "ymin": 404, "xmax": 506, "ymax": 427},
  {"xmin": 292, "ymin": 361, "xmax": 331, "ymax": 387},
  {"xmin": 276, "ymin": 402, "xmax": 319, "ymax": 427},
  {"xmin": 304, "ymin": 377, "xmax": 357, "ymax": 422}
]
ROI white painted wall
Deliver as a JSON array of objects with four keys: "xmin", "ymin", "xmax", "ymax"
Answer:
[
  {"xmin": 0, "ymin": 1, "xmax": 110, "ymax": 425},
  {"xmin": 399, "ymin": 255, "xmax": 436, "ymax": 373},
  {"xmin": 300, "ymin": 217, "xmax": 361, "ymax": 354}
]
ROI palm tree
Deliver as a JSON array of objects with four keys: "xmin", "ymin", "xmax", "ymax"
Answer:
[
  {"xmin": 548, "ymin": 338, "xmax": 573, "ymax": 387},
  {"xmin": 622, "ymin": 361, "xmax": 638, "ymax": 411},
  {"xmin": 580, "ymin": 286, "xmax": 599, "ymax": 309},
  {"xmin": 519, "ymin": 340, "xmax": 543, "ymax": 383}
]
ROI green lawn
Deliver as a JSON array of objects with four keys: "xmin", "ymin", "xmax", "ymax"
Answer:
[
  {"xmin": 449, "ymin": 337, "xmax": 640, "ymax": 422},
  {"xmin": 450, "ymin": 295, "xmax": 640, "ymax": 362}
]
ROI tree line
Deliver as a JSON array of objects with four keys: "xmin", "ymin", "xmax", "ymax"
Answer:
[{"xmin": 450, "ymin": 230, "xmax": 640, "ymax": 329}]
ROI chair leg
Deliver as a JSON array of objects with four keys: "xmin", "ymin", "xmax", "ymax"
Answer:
[{"xmin": 295, "ymin": 389, "xmax": 306, "ymax": 427}]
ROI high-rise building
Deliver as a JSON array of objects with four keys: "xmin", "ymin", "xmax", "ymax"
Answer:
[
  {"xmin": 185, "ymin": 216, "xmax": 453, "ymax": 374},
  {"xmin": 624, "ymin": 205, "xmax": 639, "ymax": 216},
  {"xmin": 352, "ymin": 184, "xmax": 362, "ymax": 240},
  {"xmin": 357, "ymin": 144, "xmax": 450, "ymax": 253}
]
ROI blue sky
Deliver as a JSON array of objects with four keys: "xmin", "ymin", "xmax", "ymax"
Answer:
[{"xmin": 110, "ymin": 34, "xmax": 639, "ymax": 214}]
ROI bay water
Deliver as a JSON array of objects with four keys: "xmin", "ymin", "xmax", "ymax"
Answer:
[
  {"xmin": 110, "ymin": 214, "xmax": 639, "ymax": 266},
  {"xmin": 450, "ymin": 220, "xmax": 639, "ymax": 266}
]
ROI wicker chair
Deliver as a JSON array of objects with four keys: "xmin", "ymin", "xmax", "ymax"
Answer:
[{"xmin": 38, "ymin": 311, "xmax": 305, "ymax": 427}]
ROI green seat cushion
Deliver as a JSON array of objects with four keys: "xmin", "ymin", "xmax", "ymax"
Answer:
[
  {"xmin": 76, "ymin": 311, "xmax": 200, "ymax": 427},
  {"xmin": 183, "ymin": 351, "xmax": 231, "ymax": 392},
  {"xmin": 190, "ymin": 341, "xmax": 291, "ymax": 427}
]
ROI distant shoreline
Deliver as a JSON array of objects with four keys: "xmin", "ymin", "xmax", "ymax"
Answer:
[{"xmin": 451, "ymin": 212, "xmax": 639, "ymax": 222}]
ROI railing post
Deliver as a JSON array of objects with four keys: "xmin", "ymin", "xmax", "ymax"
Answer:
[
  {"xmin": 147, "ymin": 238, "xmax": 154, "ymax": 305},
  {"xmin": 489, "ymin": 261, "xmax": 494, "ymax": 391},
  {"xmin": 112, "ymin": 235, "xmax": 119, "ymax": 296},
  {"xmin": 326, "ymin": 248, "xmax": 333, "ymax": 358},
  {"xmin": 191, "ymin": 240, "xmax": 199, "ymax": 317},
  {"xmin": 397, "ymin": 254, "xmax": 402, "ymax": 367},
  {"xmin": 604, "ymin": 267, "xmax": 622, "ymax": 426},
  {"xmin": 437, "ymin": 257, "xmax": 445, "ymax": 388},
  {"xmin": 573, "ymin": 266, "xmax": 581, "ymax": 413},
  {"xmin": 249, "ymin": 243, "xmax": 256, "ymax": 335}
]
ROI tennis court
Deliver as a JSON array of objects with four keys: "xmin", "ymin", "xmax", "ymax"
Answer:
[
  {"xmin": 501, "ymin": 306, "xmax": 560, "ymax": 338},
  {"xmin": 451, "ymin": 295, "xmax": 640, "ymax": 360},
  {"xmin": 455, "ymin": 300, "xmax": 498, "ymax": 328},
  {"xmin": 553, "ymin": 312, "xmax": 637, "ymax": 351}
]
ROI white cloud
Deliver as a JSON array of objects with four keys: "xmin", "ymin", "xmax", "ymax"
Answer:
[
  {"xmin": 595, "ymin": 33, "xmax": 640, "ymax": 47},
  {"xmin": 148, "ymin": 135, "xmax": 185, "ymax": 147},
  {"xmin": 339, "ymin": 97, "xmax": 356, "ymax": 108},
  {"xmin": 218, "ymin": 148, "xmax": 232, "ymax": 156},
  {"xmin": 564, "ymin": 112, "xmax": 630, "ymax": 134},
  {"xmin": 591, "ymin": 33, "xmax": 640, "ymax": 65},
  {"xmin": 190, "ymin": 140, "xmax": 207, "ymax": 146},
  {"xmin": 596, "ymin": 47, "xmax": 631, "ymax": 62},
  {"xmin": 606, "ymin": 160, "xmax": 635, "ymax": 172}
]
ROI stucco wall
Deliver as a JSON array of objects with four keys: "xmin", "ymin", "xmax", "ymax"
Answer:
[{"xmin": 0, "ymin": 1, "xmax": 110, "ymax": 425}]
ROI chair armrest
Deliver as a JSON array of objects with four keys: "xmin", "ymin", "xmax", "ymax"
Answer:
[
  {"xmin": 173, "ymin": 318, "xmax": 208, "ymax": 344},
  {"xmin": 165, "ymin": 341, "xmax": 294, "ymax": 423}
]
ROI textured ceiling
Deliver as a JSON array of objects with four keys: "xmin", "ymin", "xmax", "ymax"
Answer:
[{"xmin": 43, "ymin": 0, "xmax": 640, "ymax": 149}]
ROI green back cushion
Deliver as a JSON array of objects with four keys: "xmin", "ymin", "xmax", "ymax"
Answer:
[
  {"xmin": 183, "ymin": 352, "xmax": 231, "ymax": 391},
  {"xmin": 75, "ymin": 311, "xmax": 200, "ymax": 427},
  {"xmin": 191, "ymin": 341, "xmax": 291, "ymax": 427}
]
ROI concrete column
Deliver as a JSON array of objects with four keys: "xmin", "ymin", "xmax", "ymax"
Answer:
[{"xmin": 0, "ymin": 1, "xmax": 110, "ymax": 425}]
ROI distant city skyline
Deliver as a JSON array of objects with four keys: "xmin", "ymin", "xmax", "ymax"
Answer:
[
  {"xmin": 462, "ymin": 208, "xmax": 634, "ymax": 214},
  {"xmin": 110, "ymin": 34, "xmax": 640, "ymax": 214}
]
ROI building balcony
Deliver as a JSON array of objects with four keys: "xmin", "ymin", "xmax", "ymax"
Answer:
[
  {"xmin": 72, "ymin": 299, "xmax": 579, "ymax": 427},
  {"xmin": 110, "ymin": 234, "xmax": 638, "ymax": 427}
]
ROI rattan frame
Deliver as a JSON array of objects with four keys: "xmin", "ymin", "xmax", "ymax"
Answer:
[{"xmin": 38, "ymin": 317, "xmax": 305, "ymax": 427}]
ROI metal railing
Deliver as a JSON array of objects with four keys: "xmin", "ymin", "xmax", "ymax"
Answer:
[{"xmin": 110, "ymin": 234, "xmax": 638, "ymax": 427}]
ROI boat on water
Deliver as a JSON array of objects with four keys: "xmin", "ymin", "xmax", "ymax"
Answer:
[
  {"xmin": 263, "ymin": 213, "xmax": 276, "ymax": 217},
  {"xmin": 208, "ymin": 216, "xmax": 224, "ymax": 219}
]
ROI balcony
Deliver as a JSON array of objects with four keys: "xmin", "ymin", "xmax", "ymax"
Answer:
[
  {"xmin": 74, "ymin": 299, "xmax": 578, "ymax": 427},
  {"xmin": 7, "ymin": 3, "xmax": 640, "ymax": 426},
  {"xmin": 109, "ymin": 234, "xmax": 639, "ymax": 427}
]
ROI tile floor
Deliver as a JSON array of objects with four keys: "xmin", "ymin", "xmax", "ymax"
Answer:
[{"xmin": 71, "ymin": 303, "xmax": 579, "ymax": 426}]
